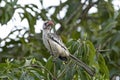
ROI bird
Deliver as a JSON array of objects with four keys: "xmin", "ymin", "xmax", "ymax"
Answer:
[{"xmin": 42, "ymin": 20, "xmax": 95, "ymax": 76}]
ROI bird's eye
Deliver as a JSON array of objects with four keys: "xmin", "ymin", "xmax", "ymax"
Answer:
[
  {"xmin": 43, "ymin": 22, "xmax": 49, "ymax": 29},
  {"xmin": 44, "ymin": 22, "xmax": 47, "ymax": 26}
]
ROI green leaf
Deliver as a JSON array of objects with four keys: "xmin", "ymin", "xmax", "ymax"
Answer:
[
  {"xmin": 98, "ymin": 54, "xmax": 109, "ymax": 79},
  {"xmin": 30, "ymin": 70, "xmax": 43, "ymax": 79},
  {"xmin": 45, "ymin": 56, "xmax": 53, "ymax": 71},
  {"xmin": 0, "ymin": 3, "xmax": 14, "ymax": 25},
  {"xmin": 86, "ymin": 40, "xmax": 96, "ymax": 65},
  {"xmin": 23, "ymin": 11, "xmax": 36, "ymax": 33}
]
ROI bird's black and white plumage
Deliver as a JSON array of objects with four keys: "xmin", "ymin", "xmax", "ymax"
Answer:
[
  {"xmin": 42, "ymin": 21, "xmax": 95, "ymax": 76},
  {"xmin": 42, "ymin": 21, "xmax": 69, "ymax": 61}
]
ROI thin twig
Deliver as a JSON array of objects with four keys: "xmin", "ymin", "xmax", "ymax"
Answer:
[{"xmin": 97, "ymin": 49, "xmax": 110, "ymax": 52}]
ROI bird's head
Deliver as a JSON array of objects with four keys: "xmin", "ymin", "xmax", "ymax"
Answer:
[{"xmin": 43, "ymin": 21, "xmax": 54, "ymax": 30}]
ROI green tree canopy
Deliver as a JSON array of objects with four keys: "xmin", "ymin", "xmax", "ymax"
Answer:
[{"xmin": 0, "ymin": 0, "xmax": 120, "ymax": 80}]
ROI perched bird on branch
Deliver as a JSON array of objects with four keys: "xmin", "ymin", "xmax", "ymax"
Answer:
[{"xmin": 42, "ymin": 20, "xmax": 95, "ymax": 76}]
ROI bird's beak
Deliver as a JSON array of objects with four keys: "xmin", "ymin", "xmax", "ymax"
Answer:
[
  {"xmin": 47, "ymin": 21, "xmax": 54, "ymax": 26},
  {"xmin": 43, "ymin": 21, "xmax": 54, "ymax": 30}
]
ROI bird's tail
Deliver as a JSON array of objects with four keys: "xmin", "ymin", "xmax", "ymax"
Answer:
[{"xmin": 69, "ymin": 54, "xmax": 95, "ymax": 76}]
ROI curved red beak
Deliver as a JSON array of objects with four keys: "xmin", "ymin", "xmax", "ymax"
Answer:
[{"xmin": 47, "ymin": 21, "xmax": 54, "ymax": 26}]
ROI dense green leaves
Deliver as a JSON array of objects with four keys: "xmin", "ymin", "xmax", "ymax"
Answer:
[
  {"xmin": 0, "ymin": 0, "xmax": 17, "ymax": 25},
  {"xmin": 0, "ymin": 0, "xmax": 120, "ymax": 79}
]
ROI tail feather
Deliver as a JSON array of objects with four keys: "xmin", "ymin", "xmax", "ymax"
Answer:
[{"xmin": 69, "ymin": 54, "xmax": 95, "ymax": 76}]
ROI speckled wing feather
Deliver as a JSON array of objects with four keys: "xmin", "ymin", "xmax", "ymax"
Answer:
[
  {"xmin": 47, "ymin": 33, "xmax": 68, "ymax": 51},
  {"xmin": 47, "ymin": 33, "xmax": 70, "ymax": 60}
]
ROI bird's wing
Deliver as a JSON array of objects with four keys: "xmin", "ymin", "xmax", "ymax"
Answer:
[{"xmin": 47, "ymin": 33, "xmax": 68, "ymax": 50}]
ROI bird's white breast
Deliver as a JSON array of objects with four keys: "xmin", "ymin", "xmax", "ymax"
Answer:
[{"xmin": 42, "ymin": 30, "xmax": 69, "ymax": 57}]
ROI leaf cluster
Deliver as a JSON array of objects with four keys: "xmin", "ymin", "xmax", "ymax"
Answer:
[{"xmin": 0, "ymin": 0, "xmax": 120, "ymax": 79}]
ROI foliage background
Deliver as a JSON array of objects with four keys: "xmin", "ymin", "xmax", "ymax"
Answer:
[{"xmin": 0, "ymin": 0, "xmax": 120, "ymax": 80}]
